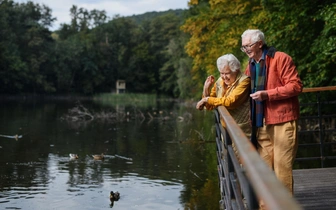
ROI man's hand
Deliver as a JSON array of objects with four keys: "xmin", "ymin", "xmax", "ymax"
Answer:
[{"xmin": 250, "ymin": 90, "xmax": 268, "ymax": 101}]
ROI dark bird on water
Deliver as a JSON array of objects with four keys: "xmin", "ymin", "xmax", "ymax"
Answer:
[{"xmin": 110, "ymin": 191, "xmax": 120, "ymax": 207}]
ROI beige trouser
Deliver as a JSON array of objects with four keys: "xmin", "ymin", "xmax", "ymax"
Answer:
[{"xmin": 257, "ymin": 120, "xmax": 298, "ymax": 210}]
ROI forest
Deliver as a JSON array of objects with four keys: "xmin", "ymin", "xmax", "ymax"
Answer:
[{"xmin": 0, "ymin": 0, "xmax": 335, "ymax": 98}]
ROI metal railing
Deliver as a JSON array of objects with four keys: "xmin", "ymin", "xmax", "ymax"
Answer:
[
  {"xmin": 215, "ymin": 86, "xmax": 336, "ymax": 209},
  {"xmin": 297, "ymin": 86, "xmax": 336, "ymax": 167},
  {"xmin": 215, "ymin": 107, "xmax": 302, "ymax": 210}
]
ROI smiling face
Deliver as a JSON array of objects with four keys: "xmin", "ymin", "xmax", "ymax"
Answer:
[
  {"xmin": 241, "ymin": 36, "xmax": 263, "ymax": 62},
  {"xmin": 219, "ymin": 65, "xmax": 238, "ymax": 86}
]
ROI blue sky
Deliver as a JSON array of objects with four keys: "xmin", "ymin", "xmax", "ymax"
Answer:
[{"xmin": 15, "ymin": 0, "xmax": 189, "ymax": 30}]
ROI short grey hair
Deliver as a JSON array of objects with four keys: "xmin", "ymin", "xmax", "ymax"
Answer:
[
  {"xmin": 217, "ymin": 54, "xmax": 241, "ymax": 73},
  {"xmin": 241, "ymin": 29, "xmax": 266, "ymax": 45}
]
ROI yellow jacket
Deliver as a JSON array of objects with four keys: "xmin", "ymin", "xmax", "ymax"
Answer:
[
  {"xmin": 204, "ymin": 73, "xmax": 251, "ymax": 136},
  {"xmin": 205, "ymin": 73, "xmax": 250, "ymax": 110}
]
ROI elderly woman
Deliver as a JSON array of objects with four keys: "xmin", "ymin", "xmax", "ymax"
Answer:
[{"xmin": 196, "ymin": 53, "xmax": 251, "ymax": 137}]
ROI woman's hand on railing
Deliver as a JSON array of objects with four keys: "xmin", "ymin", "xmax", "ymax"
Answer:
[{"xmin": 196, "ymin": 97, "xmax": 209, "ymax": 110}]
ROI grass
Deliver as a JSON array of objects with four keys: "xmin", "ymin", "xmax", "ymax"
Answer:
[{"xmin": 93, "ymin": 93, "xmax": 174, "ymax": 108}]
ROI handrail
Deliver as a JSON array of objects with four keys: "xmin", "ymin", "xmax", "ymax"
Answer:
[
  {"xmin": 215, "ymin": 106, "xmax": 302, "ymax": 210},
  {"xmin": 216, "ymin": 86, "xmax": 336, "ymax": 209},
  {"xmin": 302, "ymin": 86, "xmax": 336, "ymax": 93},
  {"xmin": 297, "ymin": 86, "xmax": 336, "ymax": 167}
]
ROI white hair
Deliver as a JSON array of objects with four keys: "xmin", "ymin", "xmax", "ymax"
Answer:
[
  {"xmin": 216, "ymin": 54, "xmax": 241, "ymax": 73},
  {"xmin": 241, "ymin": 29, "xmax": 266, "ymax": 45}
]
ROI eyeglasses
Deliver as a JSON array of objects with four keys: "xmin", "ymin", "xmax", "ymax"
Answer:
[{"xmin": 240, "ymin": 41, "xmax": 259, "ymax": 52}]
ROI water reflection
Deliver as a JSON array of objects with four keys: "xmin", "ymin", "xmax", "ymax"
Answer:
[{"xmin": 0, "ymin": 99, "xmax": 219, "ymax": 209}]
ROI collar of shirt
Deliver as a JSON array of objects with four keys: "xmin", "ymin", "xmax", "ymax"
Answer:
[{"xmin": 251, "ymin": 49, "xmax": 267, "ymax": 64}]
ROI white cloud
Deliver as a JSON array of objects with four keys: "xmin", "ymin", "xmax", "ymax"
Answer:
[{"xmin": 14, "ymin": 0, "xmax": 189, "ymax": 30}]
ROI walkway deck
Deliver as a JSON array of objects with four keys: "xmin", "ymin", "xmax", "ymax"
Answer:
[{"xmin": 294, "ymin": 167, "xmax": 336, "ymax": 210}]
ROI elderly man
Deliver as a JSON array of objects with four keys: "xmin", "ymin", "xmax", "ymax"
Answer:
[{"xmin": 240, "ymin": 29, "xmax": 303, "ymax": 197}]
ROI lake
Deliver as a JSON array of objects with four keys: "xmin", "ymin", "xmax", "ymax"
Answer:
[{"xmin": 0, "ymin": 98, "xmax": 220, "ymax": 210}]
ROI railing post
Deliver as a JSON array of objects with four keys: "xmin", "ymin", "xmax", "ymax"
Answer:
[{"xmin": 316, "ymin": 92, "xmax": 325, "ymax": 167}]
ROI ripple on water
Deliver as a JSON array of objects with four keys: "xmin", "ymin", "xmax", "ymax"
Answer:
[{"xmin": 1, "ymin": 156, "xmax": 185, "ymax": 210}]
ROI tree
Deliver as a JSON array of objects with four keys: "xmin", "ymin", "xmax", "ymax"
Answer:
[
  {"xmin": 148, "ymin": 13, "xmax": 184, "ymax": 95},
  {"xmin": 181, "ymin": 0, "xmax": 260, "ymax": 94},
  {"xmin": 0, "ymin": 0, "xmax": 56, "ymax": 94},
  {"xmin": 300, "ymin": 2, "xmax": 336, "ymax": 87}
]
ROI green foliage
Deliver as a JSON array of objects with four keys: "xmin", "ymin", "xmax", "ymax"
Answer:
[
  {"xmin": 182, "ymin": 0, "xmax": 336, "ymax": 98},
  {"xmin": 182, "ymin": 0, "xmax": 261, "ymax": 96},
  {"xmin": 127, "ymin": 9, "xmax": 186, "ymax": 25},
  {"xmin": 148, "ymin": 13, "xmax": 184, "ymax": 95},
  {"xmin": 1, "ymin": 0, "xmax": 335, "ymax": 99},
  {"xmin": 0, "ymin": 0, "xmax": 56, "ymax": 94},
  {"xmin": 301, "ymin": 2, "xmax": 336, "ymax": 88},
  {"xmin": 93, "ymin": 93, "xmax": 162, "ymax": 108},
  {"xmin": 256, "ymin": 0, "xmax": 336, "ymax": 100},
  {"xmin": 257, "ymin": 0, "xmax": 324, "ymax": 67}
]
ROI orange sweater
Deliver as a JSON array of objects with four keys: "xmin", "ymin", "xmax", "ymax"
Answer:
[{"xmin": 245, "ymin": 51, "xmax": 303, "ymax": 125}]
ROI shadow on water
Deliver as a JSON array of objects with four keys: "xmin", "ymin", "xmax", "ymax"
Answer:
[{"xmin": 0, "ymin": 97, "xmax": 220, "ymax": 210}]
